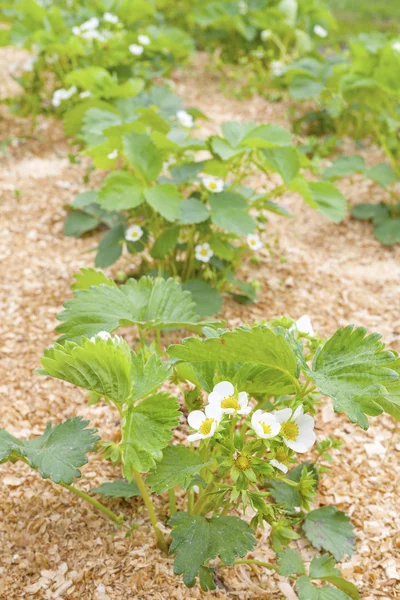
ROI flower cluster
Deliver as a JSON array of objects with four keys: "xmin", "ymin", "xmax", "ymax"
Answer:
[{"xmin": 52, "ymin": 86, "xmax": 77, "ymax": 107}]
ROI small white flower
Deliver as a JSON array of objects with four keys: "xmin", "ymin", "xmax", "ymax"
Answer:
[
  {"xmin": 208, "ymin": 381, "xmax": 251, "ymax": 416},
  {"xmin": 392, "ymin": 41, "xmax": 400, "ymax": 52},
  {"xmin": 295, "ymin": 315, "xmax": 314, "ymax": 336},
  {"xmin": 247, "ymin": 233, "xmax": 262, "ymax": 251},
  {"xmin": 238, "ymin": 0, "xmax": 248, "ymax": 15},
  {"xmin": 79, "ymin": 90, "xmax": 91, "ymax": 99},
  {"xmin": 270, "ymin": 60, "xmax": 285, "ymax": 77},
  {"xmin": 270, "ymin": 459, "xmax": 288, "ymax": 474},
  {"xmin": 80, "ymin": 17, "xmax": 100, "ymax": 31},
  {"xmin": 261, "ymin": 29, "xmax": 272, "ymax": 41},
  {"xmin": 275, "ymin": 406, "xmax": 316, "ymax": 453},
  {"xmin": 195, "ymin": 242, "xmax": 213, "ymax": 263},
  {"xmin": 22, "ymin": 58, "xmax": 35, "ymax": 72},
  {"xmin": 251, "ymin": 409, "xmax": 281, "ymax": 439},
  {"xmin": 176, "ymin": 110, "xmax": 194, "ymax": 128},
  {"xmin": 52, "ymin": 86, "xmax": 77, "ymax": 107},
  {"xmin": 129, "ymin": 44, "xmax": 144, "ymax": 56},
  {"xmin": 90, "ymin": 331, "xmax": 112, "ymax": 342},
  {"xmin": 202, "ymin": 176, "xmax": 224, "ymax": 193},
  {"xmin": 187, "ymin": 404, "xmax": 222, "ymax": 442},
  {"xmin": 103, "ymin": 12, "xmax": 119, "ymax": 24},
  {"xmin": 107, "ymin": 149, "xmax": 118, "ymax": 160},
  {"xmin": 125, "ymin": 224, "xmax": 143, "ymax": 242},
  {"xmin": 72, "ymin": 26, "xmax": 81, "ymax": 35},
  {"xmin": 314, "ymin": 24, "xmax": 328, "ymax": 38},
  {"xmin": 138, "ymin": 34, "xmax": 151, "ymax": 45}
]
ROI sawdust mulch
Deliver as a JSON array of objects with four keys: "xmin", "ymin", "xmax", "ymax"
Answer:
[{"xmin": 0, "ymin": 51, "xmax": 399, "ymax": 600}]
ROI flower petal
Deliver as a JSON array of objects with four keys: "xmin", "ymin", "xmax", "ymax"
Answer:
[
  {"xmin": 187, "ymin": 432, "xmax": 202, "ymax": 442},
  {"xmin": 270, "ymin": 459, "xmax": 288, "ymax": 473},
  {"xmin": 238, "ymin": 392, "xmax": 248, "ymax": 407},
  {"xmin": 208, "ymin": 391, "xmax": 223, "ymax": 405},
  {"xmin": 187, "ymin": 410, "xmax": 205, "ymax": 430},
  {"xmin": 213, "ymin": 381, "xmax": 234, "ymax": 397},
  {"xmin": 205, "ymin": 404, "xmax": 222, "ymax": 421},
  {"xmin": 251, "ymin": 409, "xmax": 263, "ymax": 428},
  {"xmin": 274, "ymin": 408, "xmax": 292, "ymax": 423},
  {"xmin": 293, "ymin": 405, "xmax": 304, "ymax": 420}
]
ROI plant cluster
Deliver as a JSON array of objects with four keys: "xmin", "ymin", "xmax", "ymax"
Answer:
[{"xmin": 1, "ymin": 269, "xmax": 399, "ymax": 596}]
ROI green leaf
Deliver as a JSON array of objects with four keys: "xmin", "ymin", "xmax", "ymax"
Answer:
[
  {"xmin": 269, "ymin": 462, "xmax": 318, "ymax": 512},
  {"xmin": 296, "ymin": 576, "xmax": 353, "ymax": 600},
  {"xmin": 0, "ymin": 430, "xmax": 25, "ymax": 462},
  {"xmin": 147, "ymin": 446, "xmax": 210, "ymax": 493},
  {"xmin": 98, "ymin": 172, "xmax": 144, "ymax": 211},
  {"xmin": 378, "ymin": 357, "xmax": 400, "ymax": 420},
  {"xmin": 262, "ymin": 147, "xmax": 300, "ymax": 183},
  {"xmin": 367, "ymin": 163, "xmax": 399, "ymax": 188},
  {"xmin": 56, "ymin": 275, "xmax": 221, "ymax": 343},
  {"xmin": 169, "ymin": 512, "xmax": 256, "ymax": 588},
  {"xmin": 121, "ymin": 393, "xmax": 180, "ymax": 475},
  {"xmin": 179, "ymin": 198, "xmax": 209, "ymax": 224},
  {"xmin": 318, "ymin": 577, "xmax": 359, "ymax": 600},
  {"xmin": 41, "ymin": 337, "xmax": 133, "ymax": 406},
  {"xmin": 374, "ymin": 218, "xmax": 400, "ymax": 245},
  {"xmin": 70, "ymin": 268, "xmax": 116, "ymax": 291},
  {"xmin": 144, "ymin": 183, "xmax": 181, "ymax": 222},
  {"xmin": 95, "ymin": 225, "xmax": 124, "ymax": 268},
  {"xmin": 311, "ymin": 325, "xmax": 398, "ymax": 428},
  {"xmin": 81, "ymin": 108, "xmax": 121, "ymax": 147},
  {"xmin": 182, "ymin": 279, "xmax": 223, "ymax": 317},
  {"xmin": 131, "ymin": 351, "xmax": 171, "ymax": 402},
  {"xmin": 351, "ymin": 203, "xmax": 390, "ymax": 223},
  {"xmin": 323, "ymin": 156, "xmax": 366, "ymax": 180},
  {"xmin": 209, "ymin": 236, "xmax": 235, "ymax": 261},
  {"xmin": 241, "ymin": 124, "xmax": 293, "ymax": 148},
  {"xmin": 168, "ymin": 326, "xmax": 299, "ymax": 396},
  {"xmin": 170, "ymin": 162, "xmax": 204, "ymax": 184},
  {"xmin": 63, "ymin": 211, "xmax": 99, "ymax": 237},
  {"xmin": 308, "ymin": 182, "xmax": 347, "ymax": 223},
  {"xmin": 278, "ymin": 548, "xmax": 305, "ymax": 576},
  {"xmin": 309, "ymin": 554, "xmax": 340, "ymax": 579},
  {"xmin": 92, "ymin": 479, "xmax": 140, "ymax": 498},
  {"xmin": 123, "ymin": 132, "xmax": 163, "ymax": 184},
  {"xmin": 209, "ymin": 192, "xmax": 255, "ymax": 235},
  {"xmin": 151, "ymin": 226, "xmax": 179, "ymax": 259},
  {"xmin": 303, "ymin": 507, "xmax": 355, "ymax": 562}
]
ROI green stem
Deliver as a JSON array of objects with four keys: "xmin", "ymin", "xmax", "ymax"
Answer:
[
  {"xmin": 192, "ymin": 481, "xmax": 216, "ymax": 515},
  {"xmin": 132, "ymin": 468, "xmax": 169, "ymax": 554},
  {"xmin": 187, "ymin": 489, "xmax": 194, "ymax": 513},
  {"xmin": 168, "ymin": 487, "xmax": 177, "ymax": 516},
  {"xmin": 62, "ymin": 483, "xmax": 124, "ymax": 525}
]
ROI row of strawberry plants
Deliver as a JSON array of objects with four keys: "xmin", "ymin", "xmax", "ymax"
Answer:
[
  {"xmin": 1, "ymin": 0, "xmax": 348, "ymax": 312},
  {"xmin": 1, "ymin": 269, "xmax": 399, "ymax": 596}
]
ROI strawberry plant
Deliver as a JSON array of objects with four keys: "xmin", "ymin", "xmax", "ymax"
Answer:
[{"xmin": 1, "ymin": 271, "xmax": 399, "ymax": 596}]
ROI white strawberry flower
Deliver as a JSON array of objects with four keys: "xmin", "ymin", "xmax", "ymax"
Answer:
[
  {"xmin": 247, "ymin": 233, "xmax": 263, "ymax": 251},
  {"xmin": 238, "ymin": 1, "xmax": 248, "ymax": 15},
  {"xmin": 80, "ymin": 90, "xmax": 91, "ymax": 99},
  {"xmin": 125, "ymin": 224, "xmax": 143, "ymax": 242},
  {"xmin": 261, "ymin": 29, "xmax": 272, "ymax": 41},
  {"xmin": 103, "ymin": 12, "xmax": 119, "ymax": 24},
  {"xmin": 90, "ymin": 330, "xmax": 111, "ymax": 342},
  {"xmin": 208, "ymin": 381, "xmax": 251, "ymax": 416},
  {"xmin": 202, "ymin": 176, "xmax": 224, "ymax": 193},
  {"xmin": 52, "ymin": 86, "xmax": 77, "ymax": 107},
  {"xmin": 80, "ymin": 17, "xmax": 100, "ymax": 31},
  {"xmin": 270, "ymin": 459, "xmax": 288, "ymax": 474},
  {"xmin": 195, "ymin": 242, "xmax": 213, "ymax": 263},
  {"xmin": 275, "ymin": 406, "xmax": 316, "ymax": 453},
  {"xmin": 176, "ymin": 110, "xmax": 194, "ymax": 128},
  {"xmin": 270, "ymin": 60, "xmax": 285, "ymax": 77},
  {"xmin": 129, "ymin": 44, "xmax": 144, "ymax": 56},
  {"xmin": 107, "ymin": 149, "xmax": 118, "ymax": 160},
  {"xmin": 295, "ymin": 315, "xmax": 314, "ymax": 336},
  {"xmin": 72, "ymin": 26, "xmax": 81, "ymax": 35},
  {"xmin": 392, "ymin": 41, "xmax": 400, "ymax": 52},
  {"xmin": 187, "ymin": 404, "xmax": 222, "ymax": 442},
  {"xmin": 138, "ymin": 34, "xmax": 151, "ymax": 46},
  {"xmin": 251, "ymin": 409, "xmax": 281, "ymax": 439},
  {"xmin": 314, "ymin": 24, "xmax": 328, "ymax": 38}
]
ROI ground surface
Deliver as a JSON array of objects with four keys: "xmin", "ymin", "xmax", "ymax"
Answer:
[{"xmin": 0, "ymin": 50, "xmax": 399, "ymax": 600}]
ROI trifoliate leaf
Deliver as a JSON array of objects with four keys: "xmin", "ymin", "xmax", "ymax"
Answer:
[
  {"xmin": 168, "ymin": 326, "xmax": 300, "ymax": 396},
  {"xmin": 56, "ymin": 275, "xmax": 223, "ymax": 343},
  {"xmin": 41, "ymin": 337, "xmax": 133, "ymax": 406},
  {"xmin": 121, "ymin": 393, "xmax": 180, "ymax": 475},
  {"xmin": 278, "ymin": 548, "xmax": 305, "ymax": 576},
  {"xmin": 169, "ymin": 512, "xmax": 256, "ymax": 588},
  {"xmin": 309, "ymin": 554, "xmax": 340, "ymax": 579},
  {"xmin": 311, "ymin": 325, "xmax": 398, "ymax": 429},
  {"xmin": 146, "ymin": 446, "xmax": 211, "ymax": 493},
  {"xmin": 303, "ymin": 507, "xmax": 355, "ymax": 561},
  {"xmin": 296, "ymin": 576, "xmax": 353, "ymax": 600},
  {"xmin": 92, "ymin": 479, "xmax": 140, "ymax": 498},
  {"xmin": 18, "ymin": 417, "xmax": 99, "ymax": 485}
]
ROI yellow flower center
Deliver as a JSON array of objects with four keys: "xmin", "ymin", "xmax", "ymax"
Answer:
[
  {"xmin": 262, "ymin": 423, "xmax": 272, "ymax": 435},
  {"xmin": 199, "ymin": 418, "xmax": 214, "ymax": 435},
  {"xmin": 235, "ymin": 454, "xmax": 252, "ymax": 471},
  {"xmin": 281, "ymin": 421, "xmax": 299, "ymax": 441},
  {"xmin": 208, "ymin": 181, "xmax": 217, "ymax": 190},
  {"xmin": 200, "ymin": 248, "xmax": 209, "ymax": 256},
  {"xmin": 275, "ymin": 447, "xmax": 289, "ymax": 462},
  {"xmin": 221, "ymin": 396, "xmax": 240, "ymax": 410}
]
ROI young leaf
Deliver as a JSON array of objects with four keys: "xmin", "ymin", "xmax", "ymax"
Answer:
[
  {"xmin": 310, "ymin": 325, "xmax": 398, "ymax": 429},
  {"xmin": 56, "ymin": 275, "xmax": 222, "ymax": 343},
  {"xmin": 169, "ymin": 512, "xmax": 256, "ymax": 588},
  {"xmin": 146, "ymin": 445, "xmax": 211, "ymax": 493},
  {"xmin": 277, "ymin": 548, "xmax": 305, "ymax": 576},
  {"xmin": 70, "ymin": 268, "xmax": 116, "ymax": 291},
  {"xmin": 121, "ymin": 393, "xmax": 180, "ymax": 475},
  {"xmin": 92, "ymin": 479, "xmax": 140, "ymax": 498},
  {"xmin": 269, "ymin": 462, "xmax": 318, "ymax": 512},
  {"xmin": 309, "ymin": 554, "xmax": 340, "ymax": 579},
  {"xmin": 303, "ymin": 507, "xmax": 355, "ymax": 562},
  {"xmin": 168, "ymin": 326, "xmax": 299, "ymax": 396},
  {"xmin": 41, "ymin": 338, "xmax": 133, "ymax": 406},
  {"xmin": 98, "ymin": 171, "xmax": 144, "ymax": 211},
  {"xmin": 123, "ymin": 132, "xmax": 162, "ymax": 184},
  {"xmin": 296, "ymin": 576, "xmax": 353, "ymax": 600}
]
